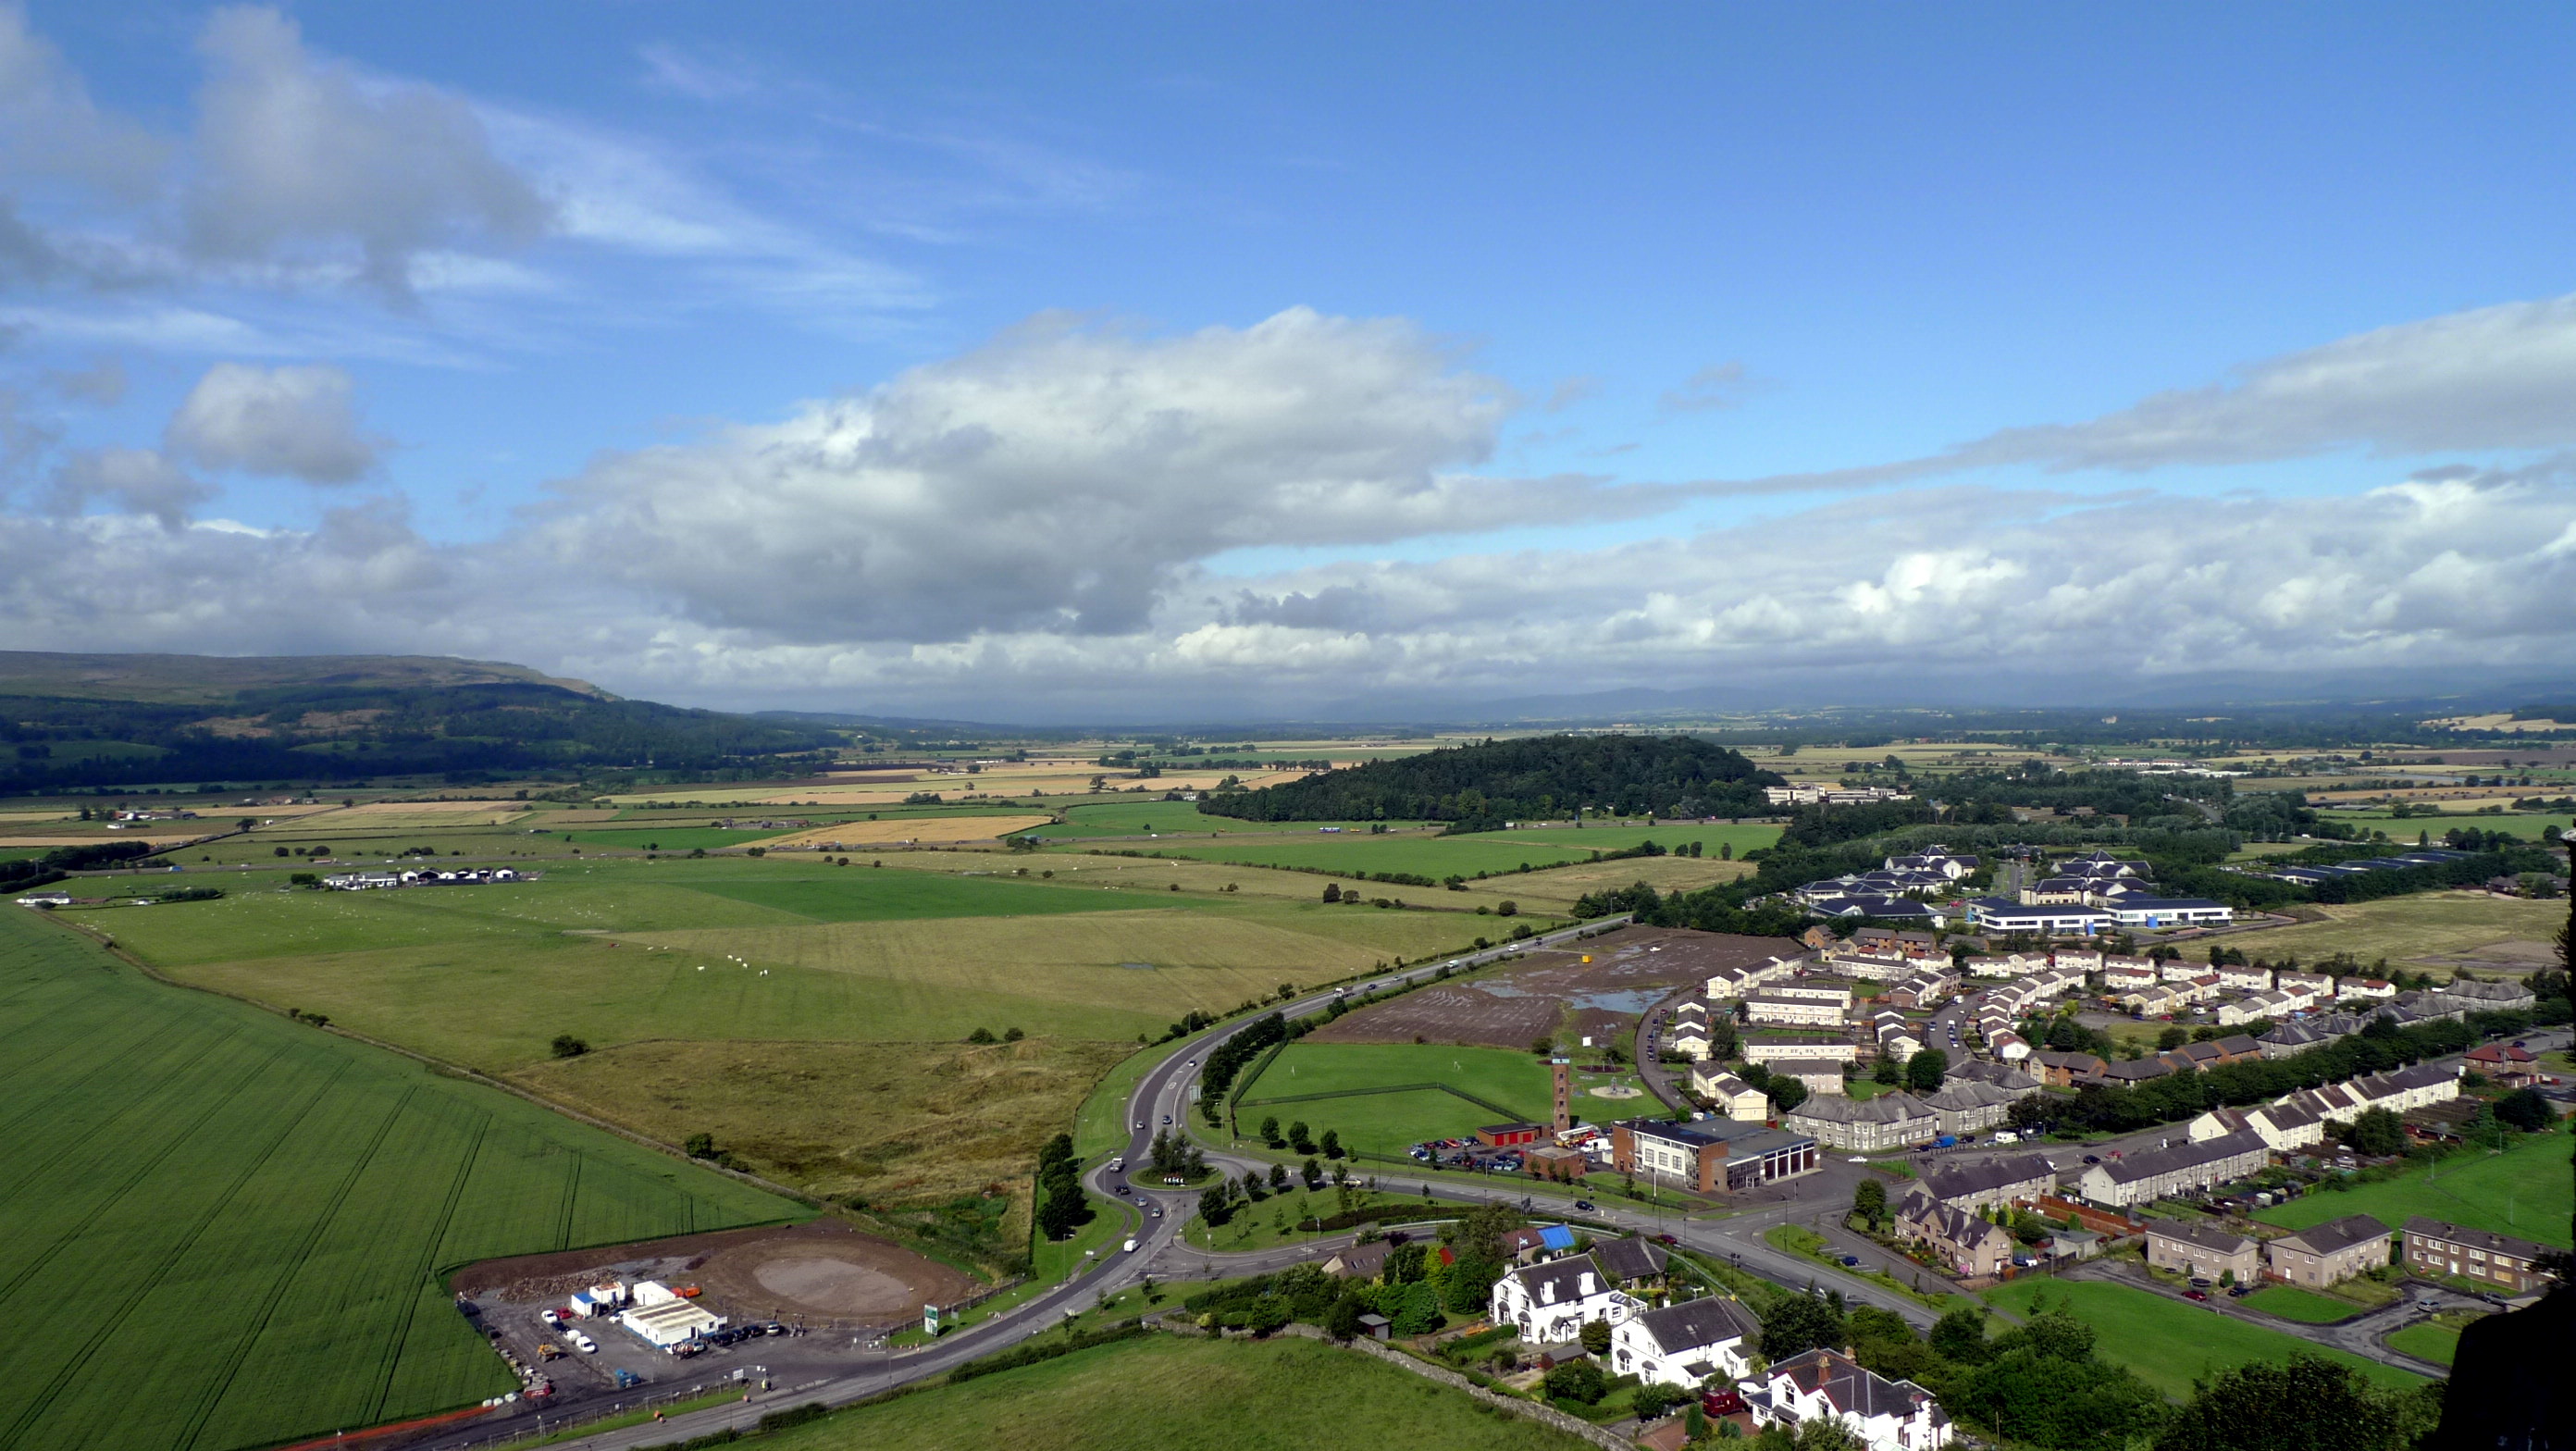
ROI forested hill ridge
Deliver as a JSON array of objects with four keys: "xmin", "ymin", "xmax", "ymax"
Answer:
[
  {"xmin": 1196, "ymin": 733, "xmax": 1782, "ymax": 829},
  {"xmin": 0, "ymin": 651, "xmax": 837, "ymax": 792},
  {"xmin": 0, "ymin": 651, "xmax": 605, "ymax": 704}
]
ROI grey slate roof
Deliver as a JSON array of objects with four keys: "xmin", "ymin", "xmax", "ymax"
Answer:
[
  {"xmin": 2273, "ymin": 1214, "xmax": 2391, "ymax": 1258},
  {"xmin": 2146, "ymin": 1219, "xmax": 2256, "ymax": 1256},
  {"xmin": 1629, "ymin": 1296, "xmax": 1761, "ymax": 1358},
  {"xmin": 2402, "ymin": 1216, "xmax": 2551, "ymax": 1263},
  {"xmin": 2097, "ymin": 1129, "xmax": 2267, "ymax": 1186},
  {"xmin": 1591, "ymin": 1236, "xmax": 1669, "ymax": 1284},
  {"xmin": 1920, "ymin": 1154, "xmax": 2057, "ymax": 1203},
  {"xmin": 1510, "ymin": 1253, "xmax": 1606, "ymax": 1303}
]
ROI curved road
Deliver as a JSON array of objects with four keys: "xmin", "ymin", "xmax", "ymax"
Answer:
[{"xmin": 436, "ymin": 919, "xmax": 1630, "ymax": 1450}]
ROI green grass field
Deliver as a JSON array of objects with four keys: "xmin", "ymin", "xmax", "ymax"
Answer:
[
  {"xmin": 2242, "ymin": 1286, "xmax": 2359, "ymax": 1323},
  {"xmin": 762, "ymin": 1329, "xmax": 1591, "ymax": 1451},
  {"xmin": 2384, "ymin": 1323, "xmax": 2461, "ymax": 1366},
  {"xmin": 1029, "ymin": 800, "xmax": 1406, "ymax": 837},
  {"xmin": 1093, "ymin": 834, "xmax": 1599, "ymax": 878},
  {"xmin": 1978, "ymin": 1281, "xmax": 2427, "ymax": 1397},
  {"xmin": 1486, "ymin": 822, "xmax": 1784, "ymax": 856},
  {"xmin": 2318, "ymin": 812, "xmax": 2572, "ymax": 841},
  {"xmin": 1233, "ymin": 1042, "xmax": 1644, "ymax": 1156},
  {"xmin": 0, "ymin": 907, "xmax": 798, "ymax": 1451},
  {"xmin": 2252, "ymin": 1125, "xmax": 2571, "ymax": 1248}
]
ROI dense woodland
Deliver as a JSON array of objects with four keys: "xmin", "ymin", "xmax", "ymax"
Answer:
[{"xmin": 1196, "ymin": 733, "xmax": 1781, "ymax": 828}]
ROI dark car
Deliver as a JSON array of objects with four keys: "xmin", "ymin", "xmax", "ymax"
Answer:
[
  {"xmin": 2083, "ymin": 1154, "xmax": 2101, "ymax": 1164},
  {"xmin": 1839, "ymin": 1255, "xmax": 1861, "ymax": 1266},
  {"xmin": 1113, "ymin": 1184, "xmax": 1129, "ymax": 1195},
  {"xmin": 1573, "ymin": 1200, "xmax": 1597, "ymax": 1212},
  {"xmin": 2184, "ymin": 1289, "xmax": 2209, "ymax": 1301}
]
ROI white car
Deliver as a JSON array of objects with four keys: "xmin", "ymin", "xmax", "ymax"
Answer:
[
  {"xmin": 1848, "ymin": 1156, "xmax": 1868, "ymax": 1164},
  {"xmin": 568, "ymin": 1331, "xmax": 597, "ymax": 1354}
]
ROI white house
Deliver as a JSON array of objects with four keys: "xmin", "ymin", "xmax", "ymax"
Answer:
[
  {"xmin": 1489, "ymin": 1254, "xmax": 1641, "ymax": 1345},
  {"xmin": 2102, "ymin": 961, "xmax": 2161, "ymax": 992},
  {"xmin": 1747, "ymin": 994, "xmax": 1847, "ymax": 1028},
  {"xmin": 2336, "ymin": 978, "xmax": 2396, "ymax": 1001},
  {"xmin": 1609, "ymin": 1296, "xmax": 1764, "ymax": 1388},
  {"xmin": 2218, "ymin": 964, "xmax": 2274, "ymax": 992},
  {"xmin": 1690, "ymin": 1065, "xmax": 1771, "ymax": 1122},
  {"xmin": 2217, "ymin": 990, "xmax": 2298, "ymax": 1027},
  {"xmin": 1666, "ymin": 1023, "xmax": 1716, "ymax": 1060},
  {"xmin": 2275, "ymin": 971, "xmax": 2334, "ymax": 998},
  {"xmin": 1752, "ymin": 1348, "xmax": 1951, "ymax": 1451}
]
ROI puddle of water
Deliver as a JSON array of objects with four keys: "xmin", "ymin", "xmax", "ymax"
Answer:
[
  {"xmin": 1567, "ymin": 986, "xmax": 1666, "ymax": 1015},
  {"xmin": 1475, "ymin": 983, "xmax": 1538, "ymax": 998}
]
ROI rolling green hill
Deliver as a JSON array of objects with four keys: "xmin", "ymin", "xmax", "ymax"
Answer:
[{"xmin": 0, "ymin": 651, "xmax": 839, "ymax": 791}]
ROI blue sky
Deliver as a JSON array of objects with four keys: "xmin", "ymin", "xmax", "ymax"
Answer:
[{"xmin": 3, "ymin": 3, "xmax": 2574, "ymax": 718}]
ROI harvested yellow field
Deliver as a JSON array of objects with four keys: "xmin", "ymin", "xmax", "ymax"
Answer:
[
  {"xmin": 606, "ymin": 766, "xmax": 1317, "ymax": 807},
  {"xmin": 759, "ymin": 814, "xmax": 1055, "ymax": 849},
  {"xmin": 322, "ymin": 801, "xmax": 533, "ymax": 827}
]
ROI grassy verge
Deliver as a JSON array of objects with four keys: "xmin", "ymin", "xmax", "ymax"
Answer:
[
  {"xmin": 1183, "ymin": 1190, "xmax": 1452, "ymax": 1253},
  {"xmin": 2241, "ymin": 1286, "xmax": 2358, "ymax": 1323},
  {"xmin": 1980, "ymin": 1280, "xmax": 2429, "ymax": 1397},
  {"xmin": 512, "ymin": 1387, "xmax": 747, "ymax": 1446},
  {"xmin": 754, "ymin": 1328, "xmax": 1595, "ymax": 1450},
  {"xmin": 1764, "ymin": 1225, "xmax": 1960, "ymax": 1309},
  {"xmin": 2252, "ymin": 1122, "xmax": 2572, "ymax": 1248}
]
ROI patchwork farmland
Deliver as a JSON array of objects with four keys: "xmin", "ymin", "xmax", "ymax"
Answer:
[{"xmin": 0, "ymin": 907, "xmax": 796, "ymax": 1451}]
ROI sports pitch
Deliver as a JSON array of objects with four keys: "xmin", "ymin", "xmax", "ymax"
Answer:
[{"xmin": 0, "ymin": 907, "xmax": 796, "ymax": 1451}]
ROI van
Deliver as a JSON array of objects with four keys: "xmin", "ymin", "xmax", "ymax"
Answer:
[
  {"xmin": 1993, "ymin": 1131, "xmax": 2019, "ymax": 1145},
  {"xmin": 1122, "ymin": 1238, "xmax": 1139, "ymax": 1253}
]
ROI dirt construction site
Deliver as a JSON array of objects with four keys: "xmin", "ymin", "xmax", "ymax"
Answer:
[
  {"xmin": 1304, "ymin": 925, "xmax": 1800, "ymax": 1048},
  {"xmin": 454, "ymin": 1218, "xmax": 974, "ymax": 1329}
]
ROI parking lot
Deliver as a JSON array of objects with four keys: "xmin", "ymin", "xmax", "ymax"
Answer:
[{"xmin": 463, "ymin": 1290, "xmax": 823, "ymax": 1415}]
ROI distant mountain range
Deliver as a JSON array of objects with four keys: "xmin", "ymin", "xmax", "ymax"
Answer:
[{"xmin": 0, "ymin": 651, "xmax": 835, "ymax": 793}]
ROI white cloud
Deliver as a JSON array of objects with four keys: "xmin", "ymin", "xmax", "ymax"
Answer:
[
  {"xmin": 541, "ymin": 307, "xmax": 1687, "ymax": 642},
  {"xmin": 1658, "ymin": 361, "xmax": 1761, "ymax": 415},
  {"xmin": 166, "ymin": 362, "xmax": 382, "ymax": 483},
  {"xmin": 45, "ymin": 447, "xmax": 212, "ymax": 527},
  {"xmin": 182, "ymin": 6, "xmax": 553, "ymax": 299}
]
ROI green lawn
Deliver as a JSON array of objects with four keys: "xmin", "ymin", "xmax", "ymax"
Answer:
[
  {"xmin": 684, "ymin": 868, "xmax": 1170, "ymax": 923},
  {"xmin": 2242, "ymin": 1286, "xmax": 2359, "ymax": 1323},
  {"xmin": 762, "ymin": 1329, "xmax": 1592, "ymax": 1451},
  {"xmin": 2213, "ymin": 891, "xmax": 2568, "ymax": 971},
  {"xmin": 1237, "ymin": 1043, "xmax": 1584, "ymax": 1155},
  {"xmin": 2252, "ymin": 1124, "xmax": 2572, "ymax": 1248},
  {"xmin": 2318, "ymin": 812, "xmax": 2571, "ymax": 841},
  {"xmin": 1485, "ymin": 822, "xmax": 1784, "ymax": 856},
  {"xmin": 2384, "ymin": 1323, "xmax": 2461, "ymax": 1367},
  {"xmin": 1087, "ymin": 834, "xmax": 1600, "ymax": 880},
  {"xmin": 1979, "ymin": 1280, "xmax": 2429, "ymax": 1398},
  {"xmin": 0, "ymin": 906, "xmax": 798, "ymax": 1451},
  {"xmin": 1029, "ymin": 800, "xmax": 1413, "ymax": 837}
]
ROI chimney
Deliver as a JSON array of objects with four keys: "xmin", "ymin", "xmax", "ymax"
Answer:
[
  {"xmin": 1579, "ymin": 1271, "xmax": 1596, "ymax": 1296},
  {"xmin": 1542, "ymin": 1280, "xmax": 1555, "ymax": 1305}
]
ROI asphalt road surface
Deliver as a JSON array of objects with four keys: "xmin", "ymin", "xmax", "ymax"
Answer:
[{"xmin": 424, "ymin": 918, "xmax": 1633, "ymax": 1450}]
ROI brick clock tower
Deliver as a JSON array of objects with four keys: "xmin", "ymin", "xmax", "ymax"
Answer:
[{"xmin": 1551, "ymin": 1056, "xmax": 1572, "ymax": 1132}]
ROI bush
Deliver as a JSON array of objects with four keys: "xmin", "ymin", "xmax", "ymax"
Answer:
[
  {"xmin": 1542, "ymin": 1358, "xmax": 1607, "ymax": 1404},
  {"xmin": 756, "ymin": 1403, "xmax": 832, "ymax": 1432},
  {"xmin": 551, "ymin": 1033, "xmax": 588, "ymax": 1059}
]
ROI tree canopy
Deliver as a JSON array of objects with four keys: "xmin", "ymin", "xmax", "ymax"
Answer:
[{"xmin": 1196, "ymin": 733, "xmax": 1779, "ymax": 827}]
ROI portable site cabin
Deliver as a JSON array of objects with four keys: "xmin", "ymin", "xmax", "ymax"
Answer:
[{"xmin": 620, "ymin": 1298, "xmax": 725, "ymax": 1349}]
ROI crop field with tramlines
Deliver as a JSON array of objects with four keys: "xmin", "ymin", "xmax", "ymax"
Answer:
[{"xmin": 0, "ymin": 909, "xmax": 797, "ymax": 1451}]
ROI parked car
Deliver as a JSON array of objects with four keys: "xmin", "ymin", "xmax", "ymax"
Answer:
[
  {"xmin": 1839, "ymin": 1255, "xmax": 1861, "ymax": 1267},
  {"xmin": 612, "ymin": 1368, "xmax": 645, "ymax": 1389},
  {"xmin": 2184, "ymin": 1290, "xmax": 2209, "ymax": 1301},
  {"xmin": 2083, "ymin": 1154, "xmax": 2101, "ymax": 1164},
  {"xmin": 568, "ymin": 1331, "xmax": 597, "ymax": 1353}
]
